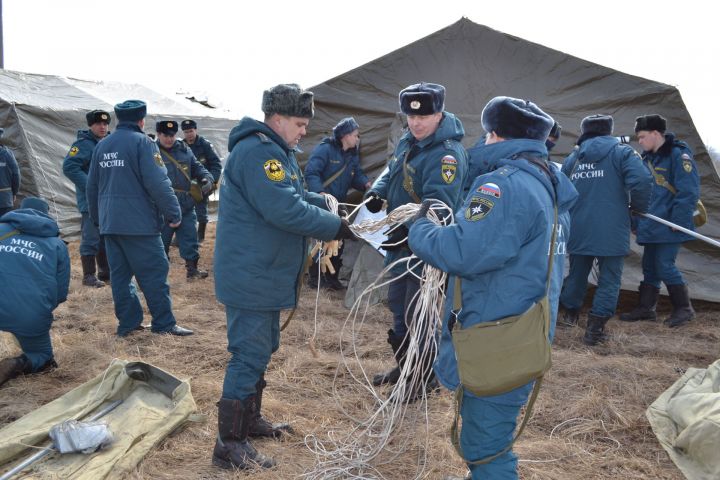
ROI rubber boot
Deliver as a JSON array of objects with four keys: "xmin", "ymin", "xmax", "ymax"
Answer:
[
  {"xmin": 323, "ymin": 270, "xmax": 345, "ymax": 291},
  {"xmin": 372, "ymin": 329, "xmax": 406, "ymax": 386},
  {"xmin": 619, "ymin": 283, "xmax": 659, "ymax": 322},
  {"xmin": 665, "ymin": 284, "xmax": 695, "ymax": 328},
  {"xmin": 186, "ymin": 258, "xmax": 208, "ymax": 280},
  {"xmin": 559, "ymin": 307, "xmax": 580, "ymax": 327},
  {"xmin": 198, "ymin": 222, "xmax": 207, "ymax": 243},
  {"xmin": 248, "ymin": 375, "xmax": 292, "ymax": 438},
  {"xmin": 212, "ymin": 397, "xmax": 276, "ymax": 470},
  {"xmin": 0, "ymin": 354, "xmax": 32, "ymax": 387},
  {"xmin": 96, "ymin": 249, "xmax": 110, "ymax": 283},
  {"xmin": 583, "ymin": 313, "xmax": 611, "ymax": 346},
  {"xmin": 81, "ymin": 255, "xmax": 106, "ymax": 288}
]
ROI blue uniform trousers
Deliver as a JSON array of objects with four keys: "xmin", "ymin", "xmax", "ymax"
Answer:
[
  {"xmin": 222, "ymin": 307, "xmax": 280, "ymax": 400},
  {"xmin": 161, "ymin": 209, "xmax": 199, "ymax": 260},
  {"xmin": 641, "ymin": 243, "xmax": 684, "ymax": 288},
  {"xmin": 5, "ymin": 331, "xmax": 54, "ymax": 371},
  {"xmin": 79, "ymin": 212, "xmax": 103, "ymax": 256},
  {"xmin": 387, "ymin": 274, "xmax": 421, "ymax": 339},
  {"xmin": 461, "ymin": 393, "xmax": 523, "ymax": 479},
  {"xmin": 105, "ymin": 234, "xmax": 176, "ymax": 336},
  {"xmin": 560, "ymin": 255, "xmax": 624, "ymax": 317},
  {"xmin": 195, "ymin": 198, "xmax": 209, "ymax": 224}
]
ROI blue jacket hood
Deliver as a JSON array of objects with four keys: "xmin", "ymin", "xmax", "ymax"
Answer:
[
  {"xmin": 228, "ymin": 117, "xmax": 290, "ymax": 153},
  {"xmin": 577, "ymin": 135, "xmax": 619, "ymax": 163},
  {"xmin": 1, "ymin": 209, "xmax": 59, "ymax": 237}
]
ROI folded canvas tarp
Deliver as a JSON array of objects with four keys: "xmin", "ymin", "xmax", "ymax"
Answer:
[
  {"xmin": 0, "ymin": 360, "xmax": 197, "ymax": 479},
  {"xmin": 647, "ymin": 358, "xmax": 720, "ymax": 480}
]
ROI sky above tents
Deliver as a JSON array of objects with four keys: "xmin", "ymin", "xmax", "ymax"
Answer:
[{"xmin": 3, "ymin": 0, "xmax": 718, "ymax": 148}]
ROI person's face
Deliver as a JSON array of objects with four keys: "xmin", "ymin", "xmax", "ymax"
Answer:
[
  {"xmin": 158, "ymin": 132, "xmax": 176, "ymax": 149},
  {"xmin": 182, "ymin": 128, "xmax": 197, "ymax": 143},
  {"xmin": 275, "ymin": 115, "xmax": 310, "ymax": 148},
  {"xmin": 90, "ymin": 121, "xmax": 109, "ymax": 139},
  {"xmin": 407, "ymin": 112, "xmax": 442, "ymax": 141},
  {"xmin": 636, "ymin": 130, "xmax": 663, "ymax": 152},
  {"xmin": 341, "ymin": 129, "xmax": 360, "ymax": 150}
]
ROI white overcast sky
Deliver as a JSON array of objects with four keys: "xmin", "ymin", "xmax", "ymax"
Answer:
[{"xmin": 3, "ymin": 0, "xmax": 718, "ymax": 147}]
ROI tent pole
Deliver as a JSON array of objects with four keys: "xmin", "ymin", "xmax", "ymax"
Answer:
[{"xmin": 640, "ymin": 212, "xmax": 720, "ymax": 249}]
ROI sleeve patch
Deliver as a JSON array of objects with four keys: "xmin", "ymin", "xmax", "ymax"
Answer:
[
  {"xmin": 441, "ymin": 155, "xmax": 457, "ymax": 165},
  {"xmin": 441, "ymin": 163, "xmax": 457, "ymax": 184},
  {"xmin": 682, "ymin": 158, "xmax": 693, "ymax": 173},
  {"xmin": 465, "ymin": 196, "xmax": 494, "ymax": 221},
  {"xmin": 154, "ymin": 152, "xmax": 165, "ymax": 167},
  {"xmin": 264, "ymin": 159, "xmax": 285, "ymax": 181},
  {"xmin": 478, "ymin": 182, "xmax": 501, "ymax": 198},
  {"xmin": 68, "ymin": 146, "xmax": 79, "ymax": 157}
]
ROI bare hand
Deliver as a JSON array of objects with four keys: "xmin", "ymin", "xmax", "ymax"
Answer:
[{"xmin": 169, "ymin": 220, "xmax": 181, "ymax": 228}]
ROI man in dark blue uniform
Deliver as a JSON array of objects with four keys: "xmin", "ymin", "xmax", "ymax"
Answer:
[
  {"xmin": 212, "ymin": 84, "xmax": 354, "ymax": 470},
  {"xmin": 364, "ymin": 82, "xmax": 468, "ymax": 390},
  {"xmin": 0, "ymin": 197, "xmax": 70, "ymax": 387},
  {"xmin": 181, "ymin": 119, "xmax": 222, "ymax": 243},
  {"xmin": 409, "ymin": 96, "xmax": 577, "ymax": 480},
  {"xmin": 63, "ymin": 109, "xmax": 112, "ymax": 288},
  {"xmin": 620, "ymin": 114, "xmax": 700, "ymax": 328},
  {"xmin": 305, "ymin": 116, "xmax": 371, "ymax": 290},
  {"xmin": 86, "ymin": 100, "xmax": 193, "ymax": 337},
  {"xmin": 546, "ymin": 121, "xmax": 562, "ymax": 152},
  {"xmin": 558, "ymin": 115, "xmax": 653, "ymax": 345},
  {"xmin": 0, "ymin": 128, "xmax": 20, "ymax": 217},
  {"xmin": 157, "ymin": 120, "xmax": 214, "ymax": 279}
]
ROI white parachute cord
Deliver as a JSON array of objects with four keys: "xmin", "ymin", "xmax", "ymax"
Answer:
[{"xmin": 303, "ymin": 200, "xmax": 453, "ymax": 480}]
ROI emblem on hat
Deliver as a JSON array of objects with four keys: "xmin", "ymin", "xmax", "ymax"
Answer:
[
  {"xmin": 167, "ymin": 122, "xmax": 173, "ymax": 128},
  {"xmin": 264, "ymin": 159, "xmax": 285, "ymax": 182},
  {"xmin": 410, "ymin": 100, "xmax": 421, "ymax": 110}
]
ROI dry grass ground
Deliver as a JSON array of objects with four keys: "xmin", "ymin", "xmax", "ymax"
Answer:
[{"xmin": 1, "ymin": 223, "xmax": 718, "ymax": 479}]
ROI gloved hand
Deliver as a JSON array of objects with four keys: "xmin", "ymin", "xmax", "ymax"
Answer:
[
  {"xmin": 334, "ymin": 218, "xmax": 357, "ymax": 240},
  {"xmin": 365, "ymin": 191, "xmax": 384, "ymax": 213},
  {"xmin": 200, "ymin": 178, "xmax": 213, "ymax": 195},
  {"xmin": 381, "ymin": 224, "xmax": 409, "ymax": 252},
  {"xmin": 411, "ymin": 199, "xmax": 435, "ymax": 223},
  {"xmin": 337, "ymin": 204, "xmax": 349, "ymax": 218}
]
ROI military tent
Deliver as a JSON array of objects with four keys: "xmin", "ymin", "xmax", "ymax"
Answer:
[
  {"xmin": 0, "ymin": 69, "xmax": 237, "ymax": 238},
  {"xmin": 300, "ymin": 18, "xmax": 720, "ymax": 302}
]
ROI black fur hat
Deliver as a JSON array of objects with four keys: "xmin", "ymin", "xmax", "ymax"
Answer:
[
  {"xmin": 635, "ymin": 114, "xmax": 666, "ymax": 133},
  {"xmin": 548, "ymin": 121, "xmax": 562, "ymax": 139},
  {"xmin": 181, "ymin": 119, "xmax": 197, "ymax": 130},
  {"xmin": 399, "ymin": 82, "xmax": 445, "ymax": 115},
  {"xmin": 481, "ymin": 96, "xmax": 554, "ymax": 141},
  {"xmin": 581, "ymin": 114, "xmax": 614, "ymax": 136},
  {"xmin": 261, "ymin": 84, "xmax": 314, "ymax": 118},
  {"xmin": 156, "ymin": 120, "xmax": 179, "ymax": 135},
  {"xmin": 333, "ymin": 117, "xmax": 359, "ymax": 140},
  {"xmin": 86, "ymin": 109, "xmax": 112, "ymax": 126}
]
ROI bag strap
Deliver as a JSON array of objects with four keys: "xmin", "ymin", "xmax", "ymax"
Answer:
[
  {"xmin": 322, "ymin": 164, "xmax": 348, "ymax": 188},
  {"xmin": 450, "ymin": 379, "xmax": 544, "ymax": 465},
  {"xmin": 0, "ymin": 229, "xmax": 20, "ymax": 241},
  {"xmin": 160, "ymin": 149, "xmax": 192, "ymax": 183},
  {"xmin": 402, "ymin": 149, "xmax": 422, "ymax": 204},
  {"xmin": 645, "ymin": 158, "xmax": 678, "ymax": 195}
]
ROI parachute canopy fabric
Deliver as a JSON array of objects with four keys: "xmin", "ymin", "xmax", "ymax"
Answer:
[
  {"xmin": 0, "ymin": 359, "xmax": 197, "ymax": 480},
  {"xmin": 0, "ymin": 69, "xmax": 237, "ymax": 238},
  {"xmin": 646, "ymin": 359, "xmax": 720, "ymax": 480},
  {"xmin": 300, "ymin": 18, "xmax": 720, "ymax": 302}
]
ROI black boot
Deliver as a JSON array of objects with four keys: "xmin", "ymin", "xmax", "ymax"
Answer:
[
  {"xmin": 323, "ymin": 271, "xmax": 345, "ymax": 291},
  {"xmin": 212, "ymin": 397, "xmax": 276, "ymax": 470},
  {"xmin": 248, "ymin": 375, "xmax": 292, "ymax": 438},
  {"xmin": 559, "ymin": 307, "xmax": 580, "ymax": 327},
  {"xmin": 186, "ymin": 258, "xmax": 208, "ymax": 280},
  {"xmin": 583, "ymin": 313, "xmax": 611, "ymax": 346},
  {"xmin": 665, "ymin": 284, "xmax": 695, "ymax": 328},
  {"xmin": 619, "ymin": 283, "xmax": 659, "ymax": 322},
  {"xmin": 0, "ymin": 354, "xmax": 32, "ymax": 387},
  {"xmin": 372, "ymin": 329, "xmax": 406, "ymax": 386},
  {"xmin": 81, "ymin": 255, "xmax": 105, "ymax": 288},
  {"xmin": 96, "ymin": 249, "xmax": 110, "ymax": 283},
  {"xmin": 198, "ymin": 222, "xmax": 207, "ymax": 243}
]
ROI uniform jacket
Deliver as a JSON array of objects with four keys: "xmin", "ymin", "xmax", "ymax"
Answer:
[
  {"xmin": 158, "ymin": 139, "xmax": 213, "ymax": 213},
  {"xmin": 0, "ymin": 145, "xmax": 20, "ymax": 209},
  {"xmin": 305, "ymin": 137, "xmax": 369, "ymax": 202},
  {"xmin": 87, "ymin": 122, "xmax": 181, "ymax": 235},
  {"xmin": 409, "ymin": 139, "xmax": 578, "ymax": 405},
  {"xmin": 371, "ymin": 112, "xmax": 468, "ymax": 269},
  {"xmin": 185, "ymin": 135, "xmax": 222, "ymax": 182},
  {"xmin": 561, "ymin": 136, "xmax": 653, "ymax": 256},
  {"xmin": 0, "ymin": 208, "xmax": 70, "ymax": 335},
  {"xmin": 62, "ymin": 129, "xmax": 101, "ymax": 213},
  {"xmin": 214, "ymin": 117, "xmax": 341, "ymax": 310},
  {"xmin": 636, "ymin": 134, "xmax": 700, "ymax": 244}
]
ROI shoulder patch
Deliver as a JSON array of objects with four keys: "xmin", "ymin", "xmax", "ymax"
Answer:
[
  {"xmin": 477, "ymin": 182, "xmax": 501, "ymax": 198},
  {"xmin": 68, "ymin": 146, "xmax": 79, "ymax": 157},
  {"xmin": 495, "ymin": 166, "xmax": 519, "ymax": 177},
  {"xmin": 154, "ymin": 152, "xmax": 164, "ymax": 167},
  {"xmin": 441, "ymin": 155, "xmax": 457, "ymax": 165},
  {"xmin": 264, "ymin": 159, "xmax": 285, "ymax": 181},
  {"xmin": 441, "ymin": 156, "xmax": 457, "ymax": 184},
  {"xmin": 465, "ymin": 196, "xmax": 494, "ymax": 221},
  {"xmin": 683, "ymin": 158, "xmax": 693, "ymax": 173},
  {"xmin": 681, "ymin": 153, "xmax": 691, "ymax": 160}
]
